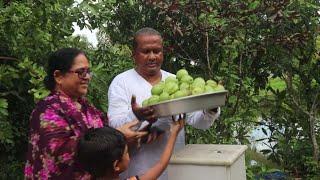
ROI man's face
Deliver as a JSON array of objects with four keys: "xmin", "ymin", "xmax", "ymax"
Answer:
[{"xmin": 133, "ymin": 34, "xmax": 164, "ymax": 76}]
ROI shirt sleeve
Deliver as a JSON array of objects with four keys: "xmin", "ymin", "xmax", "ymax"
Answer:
[
  {"xmin": 107, "ymin": 77, "xmax": 136, "ymax": 128},
  {"xmin": 186, "ymin": 107, "xmax": 221, "ymax": 129}
]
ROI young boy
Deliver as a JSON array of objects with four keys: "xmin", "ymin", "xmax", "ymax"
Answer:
[{"xmin": 77, "ymin": 117, "xmax": 185, "ymax": 180}]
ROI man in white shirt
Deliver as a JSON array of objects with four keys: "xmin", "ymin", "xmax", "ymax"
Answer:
[{"xmin": 108, "ymin": 27, "xmax": 220, "ymax": 180}]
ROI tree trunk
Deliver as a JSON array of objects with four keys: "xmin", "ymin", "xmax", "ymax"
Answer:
[
  {"xmin": 309, "ymin": 111, "xmax": 319, "ymax": 164},
  {"xmin": 205, "ymin": 31, "xmax": 212, "ymax": 77}
]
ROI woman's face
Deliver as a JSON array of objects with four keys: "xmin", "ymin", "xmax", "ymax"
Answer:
[{"xmin": 55, "ymin": 54, "xmax": 91, "ymax": 99}]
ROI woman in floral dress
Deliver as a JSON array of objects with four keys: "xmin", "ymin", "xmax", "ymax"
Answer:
[{"xmin": 24, "ymin": 48, "xmax": 146, "ymax": 179}]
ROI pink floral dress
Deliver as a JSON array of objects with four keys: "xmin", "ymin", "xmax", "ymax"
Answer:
[{"xmin": 24, "ymin": 91, "xmax": 106, "ymax": 179}]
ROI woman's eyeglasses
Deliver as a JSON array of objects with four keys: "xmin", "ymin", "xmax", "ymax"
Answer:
[{"xmin": 68, "ymin": 68, "xmax": 92, "ymax": 79}]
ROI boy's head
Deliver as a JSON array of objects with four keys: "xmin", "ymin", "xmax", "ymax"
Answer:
[{"xmin": 77, "ymin": 127, "xmax": 130, "ymax": 178}]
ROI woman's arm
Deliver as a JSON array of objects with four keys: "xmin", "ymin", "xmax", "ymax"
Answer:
[{"xmin": 117, "ymin": 120, "xmax": 148, "ymax": 145}]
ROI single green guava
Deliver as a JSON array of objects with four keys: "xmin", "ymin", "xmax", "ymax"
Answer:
[
  {"xmin": 159, "ymin": 92, "xmax": 170, "ymax": 101},
  {"xmin": 163, "ymin": 82, "xmax": 179, "ymax": 95},
  {"xmin": 151, "ymin": 83, "xmax": 164, "ymax": 95},
  {"xmin": 192, "ymin": 87, "xmax": 204, "ymax": 95},
  {"xmin": 206, "ymin": 79, "xmax": 218, "ymax": 88},
  {"xmin": 165, "ymin": 76, "xmax": 178, "ymax": 84},
  {"xmin": 142, "ymin": 99, "xmax": 149, "ymax": 107},
  {"xmin": 176, "ymin": 69, "xmax": 189, "ymax": 80},
  {"xmin": 148, "ymin": 95, "xmax": 160, "ymax": 105},
  {"xmin": 180, "ymin": 75, "xmax": 193, "ymax": 84}
]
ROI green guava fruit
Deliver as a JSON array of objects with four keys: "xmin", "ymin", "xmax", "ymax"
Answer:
[
  {"xmin": 206, "ymin": 79, "xmax": 218, "ymax": 88},
  {"xmin": 179, "ymin": 82, "xmax": 190, "ymax": 91},
  {"xmin": 165, "ymin": 76, "xmax": 178, "ymax": 84},
  {"xmin": 142, "ymin": 99, "xmax": 149, "ymax": 107},
  {"xmin": 192, "ymin": 87, "xmax": 204, "ymax": 95},
  {"xmin": 193, "ymin": 77, "xmax": 206, "ymax": 85},
  {"xmin": 170, "ymin": 94, "xmax": 175, "ymax": 100},
  {"xmin": 191, "ymin": 82, "xmax": 205, "ymax": 90},
  {"xmin": 180, "ymin": 75, "xmax": 193, "ymax": 84},
  {"xmin": 181, "ymin": 89, "xmax": 191, "ymax": 96},
  {"xmin": 213, "ymin": 84, "xmax": 225, "ymax": 91},
  {"xmin": 159, "ymin": 92, "xmax": 170, "ymax": 102},
  {"xmin": 163, "ymin": 82, "xmax": 179, "ymax": 95},
  {"xmin": 148, "ymin": 95, "xmax": 160, "ymax": 105},
  {"xmin": 151, "ymin": 83, "xmax": 164, "ymax": 95},
  {"xmin": 173, "ymin": 90, "xmax": 187, "ymax": 99},
  {"xmin": 204, "ymin": 85, "xmax": 215, "ymax": 93},
  {"xmin": 176, "ymin": 69, "xmax": 189, "ymax": 80}
]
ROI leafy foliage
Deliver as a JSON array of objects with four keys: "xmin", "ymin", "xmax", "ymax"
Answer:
[
  {"xmin": 1, "ymin": 0, "xmax": 319, "ymax": 178},
  {"xmin": 87, "ymin": 43, "xmax": 134, "ymax": 112},
  {"xmin": 0, "ymin": 0, "xmax": 95, "ymax": 178},
  {"xmin": 89, "ymin": 0, "xmax": 319, "ymax": 178}
]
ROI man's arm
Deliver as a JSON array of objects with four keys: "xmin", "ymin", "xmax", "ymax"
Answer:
[
  {"xmin": 108, "ymin": 77, "xmax": 136, "ymax": 128},
  {"xmin": 186, "ymin": 107, "xmax": 221, "ymax": 129}
]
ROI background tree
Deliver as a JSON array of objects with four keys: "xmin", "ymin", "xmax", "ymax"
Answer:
[
  {"xmin": 0, "ymin": 1, "xmax": 94, "ymax": 178},
  {"xmin": 88, "ymin": 0, "xmax": 319, "ymax": 177},
  {"xmin": 1, "ymin": 0, "xmax": 319, "ymax": 178}
]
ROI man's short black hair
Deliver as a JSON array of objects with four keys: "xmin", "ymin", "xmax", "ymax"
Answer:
[
  {"xmin": 133, "ymin": 27, "xmax": 162, "ymax": 50},
  {"xmin": 77, "ymin": 127, "xmax": 126, "ymax": 178}
]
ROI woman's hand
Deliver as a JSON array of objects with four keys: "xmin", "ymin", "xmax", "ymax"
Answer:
[{"xmin": 117, "ymin": 120, "xmax": 148, "ymax": 146}]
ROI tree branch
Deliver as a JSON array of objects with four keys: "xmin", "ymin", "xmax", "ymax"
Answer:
[
  {"xmin": 205, "ymin": 31, "xmax": 212, "ymax": 77},
  {"xmin": 0, "ymin": 56, "xmax": 18, "ymax": 61}
]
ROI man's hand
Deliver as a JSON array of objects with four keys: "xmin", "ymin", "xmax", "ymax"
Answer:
[
  {"xmin": 131, "ymin": 95, "xmax": 157, "ymax": 123},
  {"xmin": 209, "ymin": 108, "xmax": 218, "ymax": 113},
  {"xmin": 117, "ymin": 120, "xmax": 148, "ymax": 145}
]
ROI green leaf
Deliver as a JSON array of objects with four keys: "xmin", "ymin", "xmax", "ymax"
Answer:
[
  {"xmin": 266, "ymin": 168, "xmax": 281, "ymax": 173},
  {"xmin": 0, "ymin": 98, "xmax": 8, "ymax": 109},
  {"xmin": 249, "ymin": 1, "xmax": 260, "ymax": 9}
]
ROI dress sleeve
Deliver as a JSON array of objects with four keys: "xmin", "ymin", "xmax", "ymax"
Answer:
[
  {"xmin": 107, "ymin": 77, "xmax": 136, "ymax": 128},
  {"xmin": 186, "ymin": 107, "xmax": 221, "ymax": 129},
  {"xmin": 24, "ymin": 107, "xmax": 81, "ymax": 179}
]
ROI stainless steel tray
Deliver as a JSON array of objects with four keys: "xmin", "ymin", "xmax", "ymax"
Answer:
[{"xmin": 150, "ymin": 90, "xmax": 228, "ymax": 117}]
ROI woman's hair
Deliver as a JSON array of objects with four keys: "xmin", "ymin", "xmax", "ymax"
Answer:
[
  {"xmin": 44, "ymin": 48, "xmax": 86, "ymax": 91},
  {"xmin": 77, "ymin": 126, "xmax": 127, "ymax": 178}
]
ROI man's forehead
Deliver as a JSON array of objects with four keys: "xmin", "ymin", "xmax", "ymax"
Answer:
[{"xmin": 136, "ymin": 34, "xmax": 163, "ymax": 43}]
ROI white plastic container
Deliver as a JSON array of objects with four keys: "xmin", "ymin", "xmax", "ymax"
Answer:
[{"xmin": 168, "ymin": 144, "xmax": 248, "ymax": 180}]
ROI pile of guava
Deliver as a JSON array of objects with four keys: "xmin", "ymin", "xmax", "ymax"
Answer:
[{"xmin": 142, "ymin": 69, "xmax": 225, "ymax": 106}]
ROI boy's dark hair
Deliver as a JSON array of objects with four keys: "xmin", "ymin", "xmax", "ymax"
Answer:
[
  {"xmin": 77, "ymin": 127, "xmax": 127, "ymax": 178},
  {"xmin": 44, "ymin": 48, "xmax": 86, "ymax": 91}
]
